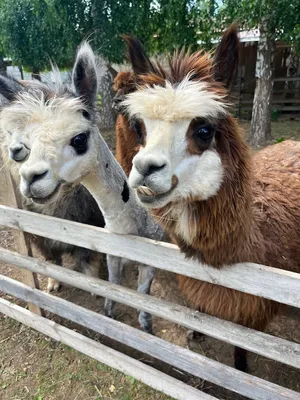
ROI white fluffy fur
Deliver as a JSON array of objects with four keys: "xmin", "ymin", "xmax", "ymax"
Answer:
[
  {"xmin": 0, "ymin": 93, "xmax": 87, "ymax": 135},
  {"xmin": 123, "ymin": 76, "xmax": 227, "ymax": 121},
  {"xmin": 130, "ymin": 117, "xmax": 224, "ymax": 209}
]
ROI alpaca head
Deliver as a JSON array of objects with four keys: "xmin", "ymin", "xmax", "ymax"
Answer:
[
  {"xmin": 4, "ymin": 129, "xmax": 30, "ymax": 162},
  {"xmin": 0, "ymin": 80, "xmax": 31, "ymax": 163},
  {"xmin": 123, "ymin": 26, "xmax": 240, "ymax": 209},
  {"xmin": 113, "ymin": 71, "xmax": 136, "ymax": 114},
  {"xmin": 0, "ymin": 43, "xmax": 101, "ymax": 204}
]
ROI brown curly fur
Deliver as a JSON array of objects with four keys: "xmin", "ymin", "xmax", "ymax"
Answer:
[
  {"xmin": 124, "ymin": 27, "xmax": 300, "ymax": 334},
  {"xmin": 114, "ymin": 72, "xmax": 142, "ymax": 176}
]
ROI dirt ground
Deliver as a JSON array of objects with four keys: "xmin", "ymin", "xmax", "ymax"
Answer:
[{"xmin": 1, "ymin": 118, "xmax": 300, "ymax": 400}]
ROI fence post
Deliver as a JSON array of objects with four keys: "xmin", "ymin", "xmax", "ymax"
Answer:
[{"xmin": 2, "ymin": 168, "xmax": 42, "ymax": 315}]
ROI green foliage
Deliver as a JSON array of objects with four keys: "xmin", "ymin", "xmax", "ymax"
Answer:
[
  {"xmin": 0, "ymin": 0, "xmax": 223, "ymax": 70},
  {"xmin": 92, "ymin": 0, "xmax": 218, "ymax": 63},
  {"xmin": 220, "ymin": 0, "xmax": 300, "ymax": 49},
  {"xmin": 149, "ymin": 0, "xmax": 199, "ymax": 53},
  {"xmin": 92, "ymin": 0, "xmax": 154, "ymax": 64},
  {"xmin": 0, "ymin": 0, "xmax": 89, "ymax": 71}
]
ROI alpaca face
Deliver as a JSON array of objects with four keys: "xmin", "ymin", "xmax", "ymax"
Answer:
[
  {"xmin": 126, "ymin": 79, "xmax": 227, "ymax": 208},
  {"xmin": 123, "ymin": 27, "xmax": 239, "ymax": 209},
  {"xmin": 0, "ymin": 42, "xmax": 100, "ymax": 204},
  {"xmin": 6, "ymin": 129, "xmax": 30, "ymax": 162},
  {"xmin": 16, "ymin": 102, "xmax": 98, "ymax": 204}
]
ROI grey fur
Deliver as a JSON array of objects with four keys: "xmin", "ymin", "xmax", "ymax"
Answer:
[
  {"xmin": 0, "ymin": 42, "xmax": 166, "ymax": 333},
  {"xmin": 24, "ymin": 184, "xmax": 105, "ymax": 280}
]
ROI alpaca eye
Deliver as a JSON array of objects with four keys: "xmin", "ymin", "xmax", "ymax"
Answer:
[
  {"xmin": 70, "ymin": 132, "xmax": 89, "ymax": 155},
  {"xmin": 82, "ymin": 110, "xmax": 90, "ymax": 120},
  {"xmin": 130, "ymin": 118, "xmax": 144, "ymax": 144},
  {"xmin": 197, "ymin": 126, "xmax": 214, "ymax": 142},
  {"xmin": 133, "ymin": 120, "xmax": 144, "ymax": 143}
]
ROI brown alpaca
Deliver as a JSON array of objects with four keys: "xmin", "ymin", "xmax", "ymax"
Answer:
[
  {"xmin": 123, "ymin": 27, "xmax": 300, "ymax": 371},
  {"xmin": 113, "ymin": 71, "xmax": 144, "ymax": 176}
]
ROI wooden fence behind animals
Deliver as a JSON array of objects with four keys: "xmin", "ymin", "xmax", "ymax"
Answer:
[
  {"xmin": 0, "ymin": 170, "xmax": 300, "ymax": 400},
  {"xmin": 233, "ymin": 76, "xmax": 300, "ymax": 119}
]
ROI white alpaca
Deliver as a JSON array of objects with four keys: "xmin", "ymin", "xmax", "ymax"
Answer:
[{"xmin": 0, "ymin": 43, "xmax": 165, "ymax": 333}]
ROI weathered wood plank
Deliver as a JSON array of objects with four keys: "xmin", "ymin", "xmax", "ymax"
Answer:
[
  {"xmin": 274, "ymin": 77, "xmax": 300, "ymax": 82},
  {"xmin": 1, "ymin": 174, "xmax": 42, "ymax": 315},
  {"xmin": 1, "ymin": 249, "xmax": 300, "ymax": 370},
  {"xmin": 1, "ymin": 275, "xmax": 299, "ymax": 400},
  {"xmin": 1, "ymin": 205, "xmax": 300, "ymax": 308},
  {"xmin": 0, "ymin": 297, "xmax": 209, "ymax": 400},
  {"xmin": 0, "ymin": 275, "xmax": 299, "ymax": 400}
]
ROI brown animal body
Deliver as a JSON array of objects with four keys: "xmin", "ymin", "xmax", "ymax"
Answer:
[
  {"xmin": 123, "ymin": 27, "xmax": 300, "ymax": 370},
  {"xmin": 175, "ymin": 138, "xmax": 300, "ymax": 331}
]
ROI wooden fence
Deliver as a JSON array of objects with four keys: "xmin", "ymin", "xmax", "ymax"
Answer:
[
  {"xmin": 233, "ymin": 76, "xmax": 300, "ymax": 118},
  {"xmin": 0, "ymin": 176, "xmax": 300, "ymax": 399}
]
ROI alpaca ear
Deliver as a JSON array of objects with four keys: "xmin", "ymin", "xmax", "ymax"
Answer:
[
  {"xmin": 123, "ymin": 35, "xmax": 155, "ymax": 75},
  {"xmin": 72, "ymin": 42, "xmax": 98, "ymax": 105},
  {"xmin": 0, "ymin": 76, "xmax": 24, "ymax": 102},
  {"xmin": 213, "ymin": 24, "xmax": 240, "ymax": 91}
]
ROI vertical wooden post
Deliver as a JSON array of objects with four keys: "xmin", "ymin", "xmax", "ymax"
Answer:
[{"xmin": 2, "ymin": 168, "xmax": 42, "ymax": 315}]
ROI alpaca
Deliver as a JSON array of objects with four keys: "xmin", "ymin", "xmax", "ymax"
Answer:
[
  {"xmin": 113, "ymin": 71, "xmax": 144, "ymax": 176},
  {"xmin": 103, "ymin": 72, "xmax": 159, "ymax": 321},
  {"xmin": 0, "ymin": 44, "xmax": 164, "ymax": 333},
  {"xmin": 0, "ymin": 126, "xmax": 105, "ymax": 292},
  {"xmin": 123, "ymin": 26, "xmax": 300, "ymax": 371}
]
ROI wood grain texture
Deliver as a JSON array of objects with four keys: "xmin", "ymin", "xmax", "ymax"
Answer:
[
  {"xmin": 0, "ymin": 297, "xmax": 209, "ymax": 400},
  {"xmin": 1, "ymin": 277, "xmax": 300, "ymax": 400},
  {"xmin": 1, "ymin": 175, "xmax": 42, "ymax": 315},
  {"xmin": 0, "ymin": 248, "xmax": 300, "ymax": 370},
  {"xmin": 0, "ymin": 205, "xmax": 300, "ymax": 308}
]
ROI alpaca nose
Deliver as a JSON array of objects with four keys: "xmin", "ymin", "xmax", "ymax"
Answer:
[
  {"xmin": 29, "ymin": 170, "xmax": 49, "ymax": 184},
  {"xmin": 10, "ymin": 146, "xmax": 22, "ymax": 157},
  {"xmin": 135, "ymin": 155, "xmax": 167, "ymax": 178},
  {"xmin": 21, "ymin": 168, "xmax": 49, "ymax": 186},
  {"xmin": 112, "ymin": 94, "xmax": 125, "ymax": 113},
  {"xmin": 10, "ymin": 145, "xmax": 26, "ymax": 161}
]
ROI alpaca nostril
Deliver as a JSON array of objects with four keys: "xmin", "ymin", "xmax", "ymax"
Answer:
[
  {"xmin": 10, "ymin": 147, "xmax": 23, "ymax": 158},
  {"xmin": 145, "ymin": 163, "xmax": 166, "ymax": 177},
  {"xmin": 30, "ymin": 170, "xmax": 48, "ymax": 185},
  {"xmin": 12, "ymin": 147, "xmax": 22, "ymax": 155}
]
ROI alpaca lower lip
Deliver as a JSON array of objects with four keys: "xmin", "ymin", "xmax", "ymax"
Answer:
[
  {"xmin": 136, "ymin": 179, "xmax": 177, "ymax": 204},
  {"xmin": 136, "ymin": 187, "xmax": 173, "ymax": 204},
  {"xmin": 31, "ymin": 184, "xmax": 61, "ymax": 204}
]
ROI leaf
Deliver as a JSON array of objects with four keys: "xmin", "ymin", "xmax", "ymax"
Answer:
[{"xmin": 109, "ymin": 384, "xmax": 116, "ymax": 393}]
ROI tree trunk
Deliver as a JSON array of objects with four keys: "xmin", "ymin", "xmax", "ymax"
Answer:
[
  {"xmin": 19, "ymin": 66, "xmax": 24, "ymax": 80},
  {"xmin": 249, "ymin": 19, "xmax": 275, "ymax": 147},
  {"xmin": 31, "ymin": 66, "xmax": 41, "ymax": 81},
  {"xmin": 0, "ymin": 58, "xmax": 7, "ymax": 77},
  {"xmin": 97, "ymin": 58, "xmax": 117, "ymax": 130}
]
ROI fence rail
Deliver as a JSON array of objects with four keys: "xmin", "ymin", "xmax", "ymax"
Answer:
[
  {"xmin": 0, "ymin": 298, "xmax": 207, "ymax": 400},
  {"xmin": 1, "ymin": 204, "xmax": 300, "ymax": 399},
  {"xmin": 1, "ymin": 205, "xmax": 300, "ymax": 308}
]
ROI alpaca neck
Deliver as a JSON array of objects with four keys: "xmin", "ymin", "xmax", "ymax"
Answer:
[
  {"xmin": 81, "ymin": 133, "xmax": 138, "ymax": 234},
  {"xmin": 155, "ymin": 123, "xmax": 261, "ymax": 267},
  {"xmin": 173, "ymin": 183, "xmax": 255, "ymax": 266},
  {"xmin": 81, "ymin": 131, "xmax": 159, "ymax": 238}
]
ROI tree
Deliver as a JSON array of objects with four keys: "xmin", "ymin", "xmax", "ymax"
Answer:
[
  {"xmin": 0, "ymin": 0, "xmax": 84, "ymax": 76},
  {"xmin": 91, "ymin": 1, "xmax": 154, "ymax": 64},
  {"xmin": 91, "ymin": 0, "xmax": 214, "ymax": 128},
  {"xmin": 221, "ymin": 0, "xmax": 300, "ymax": 146}
]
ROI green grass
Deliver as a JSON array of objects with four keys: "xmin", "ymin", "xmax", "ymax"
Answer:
[{"xmin": 0, "ymin": 318, "xmax": 173, "ymax": 400}]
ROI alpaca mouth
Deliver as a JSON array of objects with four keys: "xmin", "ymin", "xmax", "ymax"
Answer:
[
  {"xmin": 31, "ymin": 183, "xmax": 62, "ymax": 204},
  {"xmin": 135, "ymin": 175, "xmax": 178, "ymax": 204}
]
